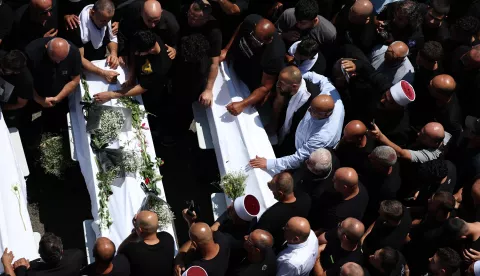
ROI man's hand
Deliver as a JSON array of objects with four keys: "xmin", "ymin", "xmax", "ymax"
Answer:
[
  {"xmin": 199, "ymin": 89, "xmax": 213, "ymax": 107},
  {"xmin": 341, "ymin": 59, "xmax": 356, "ymax": 73},
  {"xmin": 464, "ymin": 248, "xmax": 480, "ymax": 262},
  {"xmin": 1, "ymin": 248, "xmax": 14, "ymax": 266},
  {"xmin": 106, "ymin": 55, "xmax": 119, "ymax": 69},
  {"xmin": 226, "ymin": 101, "xmax": 245, "ymax": 116},
  {"xmin": 211, "ymin": 222, "xmax": 220, "ymax": 232},
  {"xmin": 219, "ymin": 49, "xmax": 228, "ymax": 62},
  {"xmin": 165, "ymin": 44, "xmax": 176, "ymax": 60},
  {"xmin": 93, "ymin": 91, "xmax": 115, "ymax": 104},
  {"xmin": 101, "ymin": 70, "xmax": 120, "ymax": 83},
  {"xmin": 368, "ymin": 123, "xmax": 383, "ymax": 140},
  {"xmin": 42, "ymin": 97, "xmax": 57, "ymax": 108},
  {"xmin": 64, "ymin": 14, "xmax": 79, "ymax": 30},
  {"xmin": 13, "ymin": 258, "xmax": 30, "ymax": 270},
  {"xmin": 174, "ymin": 261, "xmax": 186, "ymax": 276},
  {"xmin": 249, "ymin": 155, "xmax": 267, "ymax": 169},
  {"xmin": 282, "ymin": 31, "xmax": 300, "ymax": 42},
  {"xmin": 182, "ymin": 208, "xmax": 197, "ymax": 226},
  {"xmin": 111, "ymin": 22, "xmax": 119, "ymax": 35},
  {"xmin": 44, "ymin": 28, "xmax": 58, "ymax": 38},
  {"xmin": 119, "ymin": 56, "xmax": 127, "ymax": 67}
]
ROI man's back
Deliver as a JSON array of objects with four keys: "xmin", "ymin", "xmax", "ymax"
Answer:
[
  {"xmin": 276, "ymin": 230, "xmax": 319, "ymax": 276},
  {"xmin": 80, "ymin": 254, "xmax": 130, "ymax": 276},
  {"xmin": 20, "ymin": 249, "xmax": 84, "ymax": 276}
]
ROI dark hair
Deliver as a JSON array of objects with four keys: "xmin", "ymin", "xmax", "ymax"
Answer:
[
  {"xmin": 0, "ymin": 50, "xmax": 27, "ymax": 72},
  {"xmin": 431, "ymin": 191, "xmax": 455, "ymax": 213},
  {"xmin": 419, "ymin": 41, "xmax": 444, "ymax": 63},
  {"xmin": 396, "ymin": 0, "xmax": 423, "ymax": 29},
  {"xmin": 38, "ymin": 233, "xmax": 63, "ymax": 265},
  {"xmin": 380, "ymin": 200, "xmax": 404, "ymax": 222},
  {"xmin": 436, "ymin": 247, "xmax": 462, "ymax": 272},
  {"xmin": 446, "ymin": 217, "xmax": 468, "ymax": 237},
  {"xmin": 378, "ymin": 247, "xmax": 401, "ymax": 274},
  {"xmin": 418, "ymin": 159, "xmax": 449, "ymax": 183},
  {"xmin": 192, "ymin": 0, "xmax": 212, "ymax": 14},
  {"xmin": 180, "ymin": 33, "xmax": 210, "ymax": 63},
  {"xmin": 431, "ymin": 0, "xmax": 450, "ymax": 15},
  {"xmin": 93, "ymin": 0, "xmax": 114, "ymax": 14},
  {"xmin": 294, "ymin": 0, "xmax": 318, "ymax": 21},
  {"xmin": 133, "ymin": 30, "xmax": 157, "ymax": 52},
  {"xmin": 453, "ymin": 16, "xmax": 480, "ymax": 36},
  {"xmin": 296, "ymin": 39, "xmax": 319, "ymax": 57}
]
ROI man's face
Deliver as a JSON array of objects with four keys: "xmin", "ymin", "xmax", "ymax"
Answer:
[
  {"xmin": 243, "ymin": 234, "xmax": 257, "ymax": 253},
  {"xmin": 34, "ymin": 0, "xmax": 54, "ymax": 23},
  {"xmin": 379, "ymin": 90, "xmax": 402, "ymax": 110},
  {"xmin": 308, "ymin": 105, "xmax": 332, "ymax": 120},
  {"xmin": 91, "ymin": 9, "xmax": 113, "ymax": 29},
  {"xmin": 428, "ymin": 254, "xmax": 443, "ymax": 275},
  {"xmin": 276, "ymin": 76, "xmax": 297, "ymax": 97},
  {"xmin": 293, "ymin": 52, "xmax": 312, "ymax": 64},
  {"xmin": 369, "ymin": 249, "xmax": 384, "ymax": 271},
  {"xmin": 295, "ymin": 19, "xmax": 315, "ymax": 30},
  {"xmin": 425, "ymin": 8, "xmax": 445, "ymax": 28},
  {"xmin": 384, "ymin": 46, "xmax": 403, "ymax": 66},
  {"xmin": 142, "ymin": 11, "xmax": 161, "ymax": 28},
  {"xmin": 188, "ymin": 5, "xmax": 208, "ymax": 27}
]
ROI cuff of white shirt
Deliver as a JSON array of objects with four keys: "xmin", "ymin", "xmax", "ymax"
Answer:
[{"xmin": 266, "ymin": 159, "xmax": 276, "ymax": 171}]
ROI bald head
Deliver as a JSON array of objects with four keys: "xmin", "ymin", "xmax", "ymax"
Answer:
[
  {"xmin": 93, "ymin": 237, "xmax": 115, "ymax": 264},
  {"xmin": 390, "ymin": 41, "xmax": 409, "ymax": 58},
  {"xmin": 430, "ymin": 74, "xmax": 456, "ymax": 100},
  {"xmin": 310, "ymin": 95, "xmax": 334, "ymax": 120},
  {"xmin": 466, "ymin": 47, "xmax": 480, "ymax": 68},
  {"xmin": 250, "ymin": 229, "xmax": 274, "ymax": 251},
  {"xmin": 189, "ymin": 222, "xmax": 213, "ymax": 245},
  {"xmin": 340, "ymin": 262, "xmax": 365, "ymax": 276},
  {"xmin": 271, "ymin": 172, "xmax": 294, "ymax": 194},
  {"xmin": 136, "ymin": 210, "xmax": 158, "ymax": 234},
  {"xmin": 341, "ymin": 217, "xmax": 365, "ymax": 243},
  {"xmin": 334, "ymin": 167, "xmax": 359, "ymax": 189},
  {"xmin": 254, "ymin": 19, "xmax": 276, "ymax": 43},
  {"xmin": 144, "ymin": 0, "xmax": 162, "ymax": 17},
  {"xmin": 287, "ymin": 217, "xmax": 311, "ymax": 242},
  {"xmin": 279, "ymin": 66, "xmax": 302, "ymax": 85},
  {"xmin": 351, "ymin": 0, "xmax": 373, "ymax": 16},
  {"xmin": 343, "ymin": 120, "xmax": 367, "ymax": 142},
  {"xmin": 47, "ymin": 38, "xmax": 70, "ymax": 63},
  {"xmin": 31, "ymin": 0, "xmax": 51, "ymax": 10},
  {"xmin": 424, "ymin": 122, "xmax": 445, "ymax": 142}
]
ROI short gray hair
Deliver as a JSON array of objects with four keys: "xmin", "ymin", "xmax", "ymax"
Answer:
[
  {"xmin": 308, "ymin": 148, "xmax": 332, "ymax": 175},
  {"xmin": 371, "ymin": 146, "xmax": 397, "ymax": 166},
  {"xmin": 93, "ymin": 0, "xmax": 115, "ymax": 14}
]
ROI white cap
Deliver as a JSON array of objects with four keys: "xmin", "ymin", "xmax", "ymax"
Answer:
[
  {"xmin": 182, "ymin": 266, "xmax": 208, "ymax": 276},
  {"xmin": 234, "ymin": 194, "xmax": 260, "ymax": 221},
  {"xmin": 474, "ymin": 261, "xmax": 480, "ymax": 276},
  {"xmin": 390, "ymin": 80, "xmax": 415, "ymax": 107}
]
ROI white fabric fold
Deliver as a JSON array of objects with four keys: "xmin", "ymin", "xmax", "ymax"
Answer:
[
  {"xmin": 279, "ymin": 79, "xmax": 310, "ymax": 143},
  {"xmin": 79, "ymin": 4, "xmax": 117, "ymax": 50}
]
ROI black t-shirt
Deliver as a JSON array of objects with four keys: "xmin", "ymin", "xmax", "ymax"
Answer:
[
  {"xmin": 255, "ymin": 191, "xmax": 311, "ymax": 250},
  {"xmin": 80, "ymin": 254, "xmax": 130, "ymax": 276},
  {"xmin": 335, "ymin": 136, "xmax": 376, "ymax": 176},
  {"xmin": 16, "ymin": 249, "xmax": 84, "ymax": 276},
  {"xmin": 373, "ymin": 108, "xmax": 411, "ymax": 147},
  {"xmin": 0, "ymin": 3, "xmax": 14, "ymax": 44},
  {"xmin": 134, "ymin": 37, "xmax": 172, "ymax": 91},
  {"xmin": 25, "ymin": 37, "xmax": 81, "ymax": 98},
  {"xmin": 227, "ymin": 247, "xmax": 277, "ymax": 276},
  {"xmin": 189, "ymin": 231, "xmax": 231, "ymax": 276},
  {"xmin": 362, "ymin": 208, "xmax": 412, "ymax": 256},
  {"xmin": 309, "ymin": 182, "xmax": 369, "ymax": 231},
  {"xmin": 365, "ymin": 251, "xmax": 408, "ymax": 276},
  {"xmin": 120, "ymin": 232, "xmax": 175, "ymax": 276},
  {"xmin": 461, "ymin": 149, "xmax": 480, "ymax": 219},
  {"xmin": 321, "ymin": 228, "xmax": 364, "ymax": 275},
  {"xmin": 416, "ymin": 160, "xmax": 457, "ymax": 208},
  {"xmin": 230, "ymin": 14, "xmax": 285, "ymax": 91},
  {"xmin": 11, "ymin": 3, "xmax": 59, "ymax": 50},
  {"xmin": 0, "ymin": 50, "xmax": 34, "ymax": 104}
]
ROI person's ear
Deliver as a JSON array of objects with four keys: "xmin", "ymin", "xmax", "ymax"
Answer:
[
  {"xmin": 255, "ymin": 247, "xmax": 261, "ymax": 253},
  {"xmin": 314, "ymin": 17, "xmax": 319, "ymax": 25}
]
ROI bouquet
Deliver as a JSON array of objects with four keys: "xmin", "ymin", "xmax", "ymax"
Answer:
[
  {"xmin": 141, "ymin": 193, "xmax": 175, "ymax": 230},
  {"xmin": 39, "ymin": 133, "xmax": 72, "ymax": 178},
  {"xmin": 91, "ymin": 109, "xmax": 125, "ymax": 149},
  {"xmin": 218, "ymin": 171, "xmax": 248, "ymax": 200}
]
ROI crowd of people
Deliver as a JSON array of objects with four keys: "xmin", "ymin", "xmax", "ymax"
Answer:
[{"xmin": 3, "ymin": 0, "xmax": 480, "ymax": 275}]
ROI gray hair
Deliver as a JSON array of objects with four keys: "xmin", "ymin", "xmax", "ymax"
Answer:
[
  {"xmin": 93, "ymin": 0, "xmax": 115, "ymax": 14},
  {"xmin": 308, "ymin": 148, "xmax": 332, "ymax": 175},
  {"xmin": 371, "ymin": 146, "xmax": 397, "ymax": 166}
]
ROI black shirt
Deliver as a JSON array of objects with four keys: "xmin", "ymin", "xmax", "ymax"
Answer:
[
  {"xmin": 309, "ymin": 181, "xmax": 369, "ymax": 231},
  {"xmin": 0, "ymin": 2, "xmax": 14, "ymax": 45},
  {"xmin": 335, "ymin": 136, "xmax": 376, "ymax": 176},
  {"xmin": 134, "ymin": 37, "xmax": 172, "ymax": 91},
  {"xmin": 0, "ymin": 50, "xmax": 34, "ymax": 104},
  {"xmin": 373, "ymin": 108, "xmax": 411, "ymax": 147},
  {"xmin": 120, "ymin": 231, "xmax": 175, "ymax": 276},
  {"xmin": 365, "ymin": 251, "xmax": 408, "ymax": 276},
  {"xmin": 415, "ymin": 160, "xmax": 457, "ymax": 208},
  {"xmin": 227, "ymin": 247, "xmax": 277, "ymax": 276},
  {"xmin": 15, "ymin": 249, "xmax": 84, "ymax": 276},
  {"xmin": 321, "ymin": 228, "xmax": 364, "ymax": 275},
  {"xmin": 189, "ymin": 231, "xmax": 231, "ymax": 276},
  {"xmin": 255, "ymin": 191, "xmax": 311, "ymax": 250},
  {"xmin": 80, "ymin": 254, "xmax": 130, "ymax": 276},
  {"xmin": 25, "ymin": 37, "xmax": 81, "ymax": 98},
  {"xmin": 10, "ymin": 3, "xmax": 59, "ymax": 50},
  {"xmin": 362, "ymin": 208, "xmax": 412, "ymax": 256},
  {"xmin": 230, "ymin": 14, "xmax": 285, "ymax": 91}
]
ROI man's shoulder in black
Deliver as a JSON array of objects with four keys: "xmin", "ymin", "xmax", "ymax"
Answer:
[
  {"xmin": 190, "ymin": 231, "xmax": 231, "ymax": 276},
  {"xmin": 29, "ymin": 249, "xmax": 84, "ymax": 276},
  {"xmin": 80, "ymin": 253, "xmax": 130, "ymax": 276},
  {"xmin": 228, "ymin": 246, "xmax": 276, "ymax": 276}
]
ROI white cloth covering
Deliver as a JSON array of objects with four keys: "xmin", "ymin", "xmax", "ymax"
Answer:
[
  {"xmin": 0, "ymin": 108, "xmax": 39, "ymax": 273},
  {"xmin": 79, "ymin": 4, "xmax": 117, "ymax": 49},
  {"xmin": 279, "ymin": 79, "xmax": 310, "ymax": 143},
  {"xmin": 68, "ymin": 60, "xmax": 176, "ymax": 250}
]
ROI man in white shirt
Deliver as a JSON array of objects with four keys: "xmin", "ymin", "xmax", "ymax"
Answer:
[
  {"xmin": 370, "ymin": 41, "xmax": 414, "ymax": 85},
  {"xmin": 277, "ymin": 217, "xmax": 319, "ymax": 276},
  {"xmin": 250, "ymin": 71, "xmax": 345, "ymax": 173}
]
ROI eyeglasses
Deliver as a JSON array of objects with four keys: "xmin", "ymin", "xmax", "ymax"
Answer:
[{"xmin": 249, "ymin": 31, "xmax": 264, "ymax": 47}]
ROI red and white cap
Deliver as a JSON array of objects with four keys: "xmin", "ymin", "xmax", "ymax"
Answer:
[
  {"xmin": 182, "ymin": 266, "xmax": 208, "ymax": 276},
  {"xmin": 390, "ymin": 80, "xmax": 415, "ymax": 107},
  {"xmin": 234, "ymin": 194, "xmax": 260, "ymax": 222}
]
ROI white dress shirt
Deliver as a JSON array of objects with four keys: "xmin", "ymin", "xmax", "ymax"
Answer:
[
  {"xmin": 266, "ymin": 72, "xmax": 345, "ymax": 173},
  {"xmin": 288, "ymin": 41, "xmax": 319, "ymax": 75},
  {"xmin": 276, "ymin": 230, "xmax": 319, "ymax": 276},
  {"xmin": 370, "ymin": 44, "xmax": 414, "ymax": 85}
]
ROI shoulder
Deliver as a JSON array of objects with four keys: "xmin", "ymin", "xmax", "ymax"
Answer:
[
  {"xmin": 14, "ymin": 4, "xmax": 28, "ymax": 21},
  {"xmin": 158, "ymin": 231, "xmax": 175, "ymax": 244},
  {"xmin": 244, "ymin": 14, "xmax": 263, "ymax": 25},
  {"xmin": 25, "ymin": 37, "xmax": 51, "ymax": 57},
  {"xmin": 281, "ymin": 8, "xmax": 295, "ymax": 18},
  {"xmin": 64, "ymin": 248, "xmax": 85, "ymax": 262},
  {"xmin": 317, "ymin": 15, "xmax": 336, "ymax": 33}
]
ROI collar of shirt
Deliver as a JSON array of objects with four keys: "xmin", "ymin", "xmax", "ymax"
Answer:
[{"xmin": 287, "ymin": 239, "xmax": 309, "ymax": 249}]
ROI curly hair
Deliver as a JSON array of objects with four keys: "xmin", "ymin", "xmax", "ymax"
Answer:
[
  {"xmin": 395, "ymin": 0, "xmax": 423, "ymax": 30},
  {"xmin": 294, "ymin": 0, "xmax": 318, "ymax": 21},
  {"xmin": 133, "ymin": 30, "xmax": 157, "ymax": 53},
  {"xmin": 453, "ymin": 16, "xmax": 480, "ymax": 37},
  {"xmin": 419, "ymin": 41, "xmax": 444, "ymax": 62},
  {"xmin": 181, "ymin": 33, "xmax": 210, "ymax": 63},
  {"xmin": 436, "ymin": 247, "xmax": 462, "ymax": 273},
  {"xmin": 39, "ymin": 233, "xmax": 63, "ymax": 265},
  {"xmin": 417, "ymin": 159, "xmax": 449, "ymax": 183}
]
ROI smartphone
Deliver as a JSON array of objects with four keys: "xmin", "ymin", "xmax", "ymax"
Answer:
[
  {"xmin": 340, "ymin": 63, "xmax": 351, "ymax": 83},
  {"xmin": 368, "ymin": 119, "xmax": 376, "ymax": 130}
]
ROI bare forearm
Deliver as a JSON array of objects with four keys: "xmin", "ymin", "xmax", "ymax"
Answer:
[
  {"xmin": 205, "ymin": 61, "xmax": 219, "ymax": 91},
  {"xmin": 242, "ymin": 86, "xmax": 269, "ymax": 107},
  {"xmin": 111, "ymin": 84, "xmax": 147, "ymax": 98},
  {"xmin": 2, "ymin": 99, "xmax": 27, "ymax": 111},
  {"xmin": 312, "ymin": 260, "xmax": 325, "ymax": 276},
  {"xmin": 271, "ymin": 94, "xmax": 286, "ymax": 128},
  {"xmin": 56, "ymin": 78, "xmax": 80, "ymax": 101},
  {"xmin": 379, "ymin": 133, "xmax": 411, "ymax": 160},
  {"xmin": 108, "ymin": 42, "xmax": 118, "ymax": 57},
  {"xmin": 81, "ymin": 56, "xmax": 103, "ymax": 75},
  {"xmin": 361, "ymin": 221, "xmax": 375, "ymax": 245},
  {"xmin": 225, "ymin": 24, "xmax": 241, "ymax": 51},
  {"xmin": 218, "ymin": 0, "xmax": 240, "ymax": 14}
]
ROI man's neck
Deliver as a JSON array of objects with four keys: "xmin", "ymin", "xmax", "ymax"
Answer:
[
  {"xmin": 95, "ymin": 262, "xmax": 114, "ymax": 275},
  {"xmin": 467, "ymin": 222, "xmax": 480, "ymax": 241},
  {"xmin": 343, "ymin": 187, "xmax": 359, "ymax": 200},
  {"xmin": 282, "ymin": 194, "xmax": 296, "ymax": 204},
  {"xmin": 201, "ymin": 242, "xmax": 220, "ymax": 260},
  {"xmin": 247, "ymin": 251, "xmax": 265, "ymax": 263},
  {"xmin": 340, "ymin": 241, "xmax": 357, "ymax": 252},
  {"xmin": 143, "ymin": 233, "xmax": 159, "ymax": 245}
]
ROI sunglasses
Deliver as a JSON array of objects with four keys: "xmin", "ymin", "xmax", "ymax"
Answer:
[{"xmin": 249, "ymin": 31, "xmax": 264, "ymax": 47}]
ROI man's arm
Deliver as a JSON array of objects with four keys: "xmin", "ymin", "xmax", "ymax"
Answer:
[
  {"xmin": 370, "ymin": 124, "xmax": 412, "ymax": 160},
  {"xmin": 220, "ymin": 23, "xmax": 242, "ymax": 61},
  {"xmin": 303, "ymin": 72, "xmax": 338, "ymax": 95},
  {"xmin": 215, "ymin": 0, "xmax": 241, "ymax": 15},
  {"xmin": 228, "ymin": 73, "xmax": 276, "ymax": 115},
  {"xmin": 2, "ymin": 97, "xmax": 28, "ymax": 111},
  {"xmin": 106, "ymin": 41, "xmax": 119, "ymax": 69},
  {"xmin": 361, "ymin": 220, "xmax": 375, "ymax": 245},
  {"xmin": 198, "ymin": 56, "xmax": 220, "ymax": 106},
  {"xmin": 312, "ymin": 244, "xmax": 327, "ymax": 276},
  {"xmin": 54, "ymin": 75, "xmax": 80, "ymax": 102},
  {"xmin": 79, "ymin": 48, "xmax": 119, "ymax": 82},
  {"xmin": 276, "ymin": 259, "xmax": 300, "ymax": 276}
]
